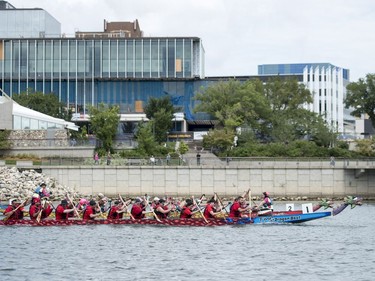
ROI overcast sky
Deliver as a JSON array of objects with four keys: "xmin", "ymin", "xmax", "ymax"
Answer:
[{"xmin": 10, "ymin": 0, "xmax": 375, "ymax": 81}]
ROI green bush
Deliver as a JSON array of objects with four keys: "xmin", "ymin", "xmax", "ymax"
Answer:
[{"xmin": 227, "ymin": 140, "xmax": 358, "ymax": 158}]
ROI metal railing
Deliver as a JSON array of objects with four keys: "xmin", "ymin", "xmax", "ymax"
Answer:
[{"xmin": 1, "ymin": 156, "xmax": 372, "ymax": 168}]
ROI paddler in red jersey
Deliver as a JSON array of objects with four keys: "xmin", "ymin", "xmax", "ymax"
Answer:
[
  {"xmin": 55, "ymin": 199, "xmax": 75, "ymax": 220},
  {"xmin": 3, "ymin": 198, "xmax": 26, "ymax": 220},
  {"xmin": 203, "ymin": 198, "xmax": 223, "ymax": 219},
  {"xmin": 229, "ymin": 196, "xmax": 252, "ymax": 218},
  {"xmin": 153, "ymin": 198, "xmax": 174, "ymax": 219},
  {"xmin": 131, "ymin": 197, "xmax": 147, "ymax": 219},
  {"xmin": 29, "ymin": 196, "xmax": 53, "ymax": 221},
  {"xmin": 107, "ymin": 200, "xmax": 126, "ymax": 219},
  {"xmin": 180, "ymin": 198, "xmax": 200, "ymax": 219},
  {"xmin": 83, "ymin": 200, "xmax": 101, "ymax": 220}
]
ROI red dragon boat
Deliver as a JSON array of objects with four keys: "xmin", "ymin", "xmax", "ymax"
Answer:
[{"xmin": 0, "ymin": 196, "xmax": 361, "ymax": 227}]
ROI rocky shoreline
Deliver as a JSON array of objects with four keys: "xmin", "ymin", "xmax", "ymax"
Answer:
[{"xmin": 0, "ymin": 167, "xmax": 81, "ymax": 202}]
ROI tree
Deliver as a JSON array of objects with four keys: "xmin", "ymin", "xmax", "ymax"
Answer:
[
  {"xmin": 0, "ymin": 130, "xmax": 11, "ymax": 151},
  {"xmin": 345, "ymin": 74, "xmax": 375, "ymax": 127},
  {"xmin": 144, "ymin": 96, "xmax": 174, "ymax": 143},
  {"xmin": 264, "ymin": 77, "xmax": 313, "ymax": 111},
  {"xmin": 308, "ymin": 115, "xmax": 337, "ymax": 147},
  {"xmin": 355, "ymin": 139, "xmax": 375, "ymax": 157},
  {"xmin": 177, "ymin": 141, "xmax": 189, "ymax": 155},
  {"xmin": 264, "ymin": 77, "xmax": 320, "ymax": 143},
  {"xmin": 88, "ymin": 103, "xmax": 120, "ymax": 151},
  {"xmin": 12, "ymin": 89, "xmax": 70, "ymax": 120},
  {"xmin": 203, "ymin": 129, "xmax": 235, "ymax": 153},
  {"xmin": 194, "ymin": 79, "xmax": 270, "ymax": 131},
  {"xmin": 135, "ymin": 122, "xmax": 158, "ymax": 155}
]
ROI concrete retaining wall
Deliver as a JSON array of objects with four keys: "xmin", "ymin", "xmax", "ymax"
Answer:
[{"xmin": 39, "ymin": 164, "xmax": 375, "ymax": 198}]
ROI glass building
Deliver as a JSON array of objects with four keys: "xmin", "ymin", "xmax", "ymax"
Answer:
[{"xmin": 0, "ymin": 37, "xmax": 205, "ymax": 119}]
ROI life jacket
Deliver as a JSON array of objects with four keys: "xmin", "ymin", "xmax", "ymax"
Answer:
[{"xmin": 262, "ymin": 196, "xmax": 273, "ymax": 209}]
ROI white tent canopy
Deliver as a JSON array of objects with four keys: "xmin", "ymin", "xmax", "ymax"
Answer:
[{"xmin": 0, "ymin": 90, "xmax": 79, "ymax": 131}]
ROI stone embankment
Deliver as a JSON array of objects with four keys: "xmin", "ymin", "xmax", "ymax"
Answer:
[
  {"xmin": 0, "ymin": 167, "xmax": 80, "ymax": 202},
  {"xmin": 0, "ymin": 167, "xmax": 355, "ymax": 203}
]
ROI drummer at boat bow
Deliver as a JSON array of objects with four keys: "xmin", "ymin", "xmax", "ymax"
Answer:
[
  {"xmin": 55, "ymin": 199, "xmax": 76, "ymax": 220},
  {"xmin": 229, "ymin": 196, "xmax": 252, "ymax": 218},
  {"xmin": 3, "ymin": 198, "xmax": 26, "ymax": 220}
]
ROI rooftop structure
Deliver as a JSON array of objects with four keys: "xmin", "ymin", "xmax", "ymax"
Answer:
[{"xmin": 75, "ymin": 19, "xmax": 143, "ymax": 39}]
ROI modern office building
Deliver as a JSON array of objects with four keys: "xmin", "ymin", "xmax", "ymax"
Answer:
[
  {"xmin": 258, "ymin": 63, "xmax": 355, "ymax": 135},
  {"xmin": 0, "ymin": 0, "xmax": 61, "ymax": 39}
]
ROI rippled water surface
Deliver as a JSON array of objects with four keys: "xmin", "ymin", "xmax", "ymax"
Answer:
[{"xmin": 1, "ymin": 203, "xmax": 374, "ymax": 281}]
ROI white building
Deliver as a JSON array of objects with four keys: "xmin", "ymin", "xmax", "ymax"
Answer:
[
  {"xmin": 303, "ymin": 65, "xmax": 355, "ymax": 135},
  {"xmin": 258, "ymin": 63, "xmax": 355, "ymax": 136}
]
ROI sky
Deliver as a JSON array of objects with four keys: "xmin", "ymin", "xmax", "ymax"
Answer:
[{"xmin": 10, "ymin": 0, "xmax": 375, "ymax": 81}]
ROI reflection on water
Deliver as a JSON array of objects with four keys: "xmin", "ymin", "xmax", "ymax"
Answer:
[{"xmin": 1, "ymin": 203, "xmax": 374, "ymax": 281}]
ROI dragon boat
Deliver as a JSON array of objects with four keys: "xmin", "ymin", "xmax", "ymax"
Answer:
[{"xmin": 0, "ymin": 196, "xmax": 362, "ymax": 227}]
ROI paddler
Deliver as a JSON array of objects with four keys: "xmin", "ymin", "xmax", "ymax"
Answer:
[
  {"xmin": 29, "ymin": 196, "xmax": 53, "ymax": 221},
  {"xmin": 107, "ymin": 200, "xmax": 127, "ymax": 219},
  {"xmin": 180, "ymin": 198, "xmax": 200, "ymax": 219},
  {"xmin": 55, "ymin": 199, "xmax": 76, "ymax": 220},
  {"xmin": 97, "ymin": 193, "xmax": 110, "ymax": 212},
  {"xmin": 153, "ymin": 198, "xmax": 174, "ymax": 219},
  {"xmin": 130, "ymin": 197, "xmax": 147, "ymax": 219},
  {"xmin": 83, "ymin": 200, "xmax": 101, "ymax": 220},
  {"xmin": 3, "ymin": 198, "xmax": 26, "ymax": 220},
  {"xmin": 203, "ymin": 198, "xmax": 223, "ymax": 219},
  {"xmin": 229, "ymin": 196, "xmax": 252, "ymax": 218}
]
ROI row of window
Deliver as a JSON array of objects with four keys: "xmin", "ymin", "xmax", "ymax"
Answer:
[
  {"xmin": 13, "ymin": 115, "xmax": 64, "ymax": 130},
  {"xmin": 0, "ymin": 38, "xmax": 199, "ymax": 79}
]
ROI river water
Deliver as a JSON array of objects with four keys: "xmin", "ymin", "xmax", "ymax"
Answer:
[{"xmin": 1, "ymin": 202, "xmax": 374, "ymax": 281}]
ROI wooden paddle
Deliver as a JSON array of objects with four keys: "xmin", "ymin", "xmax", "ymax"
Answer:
[
  {"xmin": 3, "ymin": 198, "xmax": 28, "ymax": 222},
  {"xmin": 118, "ymin": 193, "xmax": 135, "ymax": 220},
  {"xmin": 192, "ymin": 196, "xmax": 208, "ymax": 224},
  {"xmin": 143, "ymin": 196, "xmax": 161, "ymax": 223},
  {"xmin": 36, "ymin": 199, "xmax": 47, "ymax": 223},
  {"xmin": 248, "ymin": 189, "xmax": 252, "ymax": 218},
  {"xmin": 215, "ymin": 192, "xmax": 229, "ymax": 215},
  {"xmin": 66, "ymin": 194, "xmax": 81, "ymax": 218}
]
